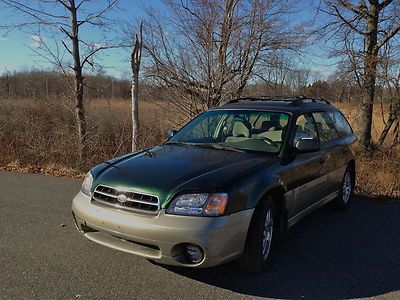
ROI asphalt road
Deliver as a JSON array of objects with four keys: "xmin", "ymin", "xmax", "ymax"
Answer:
[{"xmin": 1, "ymin": 171, "xmax": 400, "ymax": 299}]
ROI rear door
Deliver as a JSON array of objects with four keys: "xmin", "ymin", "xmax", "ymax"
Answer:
[
  {"xmin": 326, "ymin": 110, "xmax": 356, "ymax": 191},
  {"xmin": 289, "ymin": 113, "xmax": 328, "ymax": 216},
  {"xmin": 311, "ymin": 111, "xmax": 343, "ymax": 196}
]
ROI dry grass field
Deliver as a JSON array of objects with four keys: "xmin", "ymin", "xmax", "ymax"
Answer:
[
  {"xmin": 0, "ymin": 98, "xmax": 399, "ymax": 198},
  {"xmin": 335, "ymin": 103, "xmax": 400, "ymax": 198}
]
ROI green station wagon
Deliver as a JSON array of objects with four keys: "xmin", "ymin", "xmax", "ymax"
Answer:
[{"xmin": 72, "ymin": 96, "xmax": 356, "ymax": 272}]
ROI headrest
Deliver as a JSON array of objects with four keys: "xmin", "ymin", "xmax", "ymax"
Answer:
[
  {"xmin": 270, "ymin": 114, "xmax": 280, "ymax": 123},
  {"xmin": 261, "ymin": 120, "xmax": 270, "ymax": 127},
  {"xmin": 232, "ymin": 121, "xmax": 250, "ymax": 138}
]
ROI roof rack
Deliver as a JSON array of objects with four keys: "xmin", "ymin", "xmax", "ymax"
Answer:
[{"xmin": 225, "ymin": 95, "xmax": 331, "ymax": 106}]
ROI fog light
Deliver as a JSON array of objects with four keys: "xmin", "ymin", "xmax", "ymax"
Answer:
[{"xmin": 185, "ymin": 244, "xmax": 204, "ymax": 264}]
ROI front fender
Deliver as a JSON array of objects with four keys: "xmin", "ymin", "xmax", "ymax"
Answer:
[{"xmin": 225, "ymin": 161, "xmax": 291, "ymax": 214}]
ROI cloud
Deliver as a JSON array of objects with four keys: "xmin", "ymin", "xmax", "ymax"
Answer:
[
  {"xmin": 310, "ymin": 67, "xmax": 335, "ymax": 79},
  {"xmin": 30, "ymin": 35, "xmax": 43, "ymax": 48},
  {"xmin": 31, "ymin": 35, "xmax": 42, "ymax": 42}
]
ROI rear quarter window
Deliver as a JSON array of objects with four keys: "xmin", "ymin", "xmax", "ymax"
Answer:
[
  {"xmin": 311, "ymin": 112, "xmax": 338, "ymax": 143},
  {"xmin": 294, "ymin": 114, "xmax": 318, "ymax": 144},
  {"xmin": 329, "ymin": 111, "xmax": 353, "ymax": 137}
]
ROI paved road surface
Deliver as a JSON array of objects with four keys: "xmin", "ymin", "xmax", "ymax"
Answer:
[{"xmin": 1, "ymin": 171, "xmax": 399, "ymax": 299}]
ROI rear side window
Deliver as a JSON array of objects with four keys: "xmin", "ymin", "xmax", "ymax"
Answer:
[
  {"xmin": 330, "ymin": 111, "xmax": 353, "ymax": 137},
  {"xmin": 312, "ymin": 112, "xmax": 338, "ymax": 143},
  {"xmin": 294, "ymin": 114, "xmax": 318, "ymax": 144}
]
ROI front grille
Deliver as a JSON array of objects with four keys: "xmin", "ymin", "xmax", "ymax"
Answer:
[{"xmin": 92, "ymin": 185, "xmax": 160, "ymax": 213}]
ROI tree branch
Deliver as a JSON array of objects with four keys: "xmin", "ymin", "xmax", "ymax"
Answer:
[
  {"xmin": 378, "ymin": 0, "xmax": 394, "ymax": 10},
  {"xmin": 81, "ymin": 45, "xmax": 118, "ymax": 68},
  {"xmin": 333, "ymin": 5, "xmax": 367, "ymax": 35},
  {"xmin": 77, "ymin": 0, "xmax": 118, "ymax": 27},
  {"xmin": 375, "ymin": 23, "xmax": 400, "ymax": 50}
]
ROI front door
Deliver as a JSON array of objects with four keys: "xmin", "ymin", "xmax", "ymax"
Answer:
[{"xmin": 289, "ymin": 113, "xmax": 328, "ymax": 217}]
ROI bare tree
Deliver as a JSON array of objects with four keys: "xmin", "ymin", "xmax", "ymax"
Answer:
[
  {"xmin": 377, "ymin": 43, "xmax": 400, "ymax": 146},
  {"xmin": 130, "ymin": 22, "xmax": 143, "ymax": 152},
  {"xmin": 0, "ymin": 0, "xmax": 119, "ymax": 164},
  {"xmin": 143, "ymin": 0, "xmax": 306, "ymax": 120},
  {"xmin": 287, "ymin": 68, "xmax": 311, "ymax": 94},
  {"xmin": 255, "ymin": 53, "xmax": 294, "ymax": 95},
  {"xmin": 319, "ymin": 0, "xmax": 400, "ymax": 148}
]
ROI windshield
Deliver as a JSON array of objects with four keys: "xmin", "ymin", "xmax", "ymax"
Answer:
[{"xmin": 167, "ymin": 110, "xmax": 290, "ymax": 154}]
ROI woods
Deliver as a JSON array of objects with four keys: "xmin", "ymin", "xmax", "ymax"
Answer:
[
  {"xmin": 319, "ymin": 0, "xmax": 400, "ymax": 148},
  {"xmin": 0, "ymin": 0, "xmax": 399, "ymax": 195},
  {"xmin": 143, "ymin": 0, "xmax": 306, "ymax": 118},
  {"xmin": 0, "ymin": 0, "xmax": 119, "ymax": 162}
]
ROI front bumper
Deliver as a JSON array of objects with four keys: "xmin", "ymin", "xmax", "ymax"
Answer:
[{"xmin": 72, "ymin": 191, "xmax": 254, "ymax": 267}]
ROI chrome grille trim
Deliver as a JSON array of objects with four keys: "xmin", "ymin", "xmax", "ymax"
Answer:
[{"xmin": 91, "ymin": 184, "xmax": 160, "ymax": 213}]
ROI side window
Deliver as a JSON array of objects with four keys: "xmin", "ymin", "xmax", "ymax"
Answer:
[
  {"xmin": 331, "ymin": 111, "xmax": 353, "ymax": 137},
  {"xmin": 312, "ymin": 112, "xmax": 338, "ymax": 143},
  {"xmin": 294, "ymin": 114, "xmax": 318, "ymax": 144}
]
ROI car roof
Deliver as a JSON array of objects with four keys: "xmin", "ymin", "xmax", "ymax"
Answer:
[{"xmin": 214, "ymin": 96, "xmax": 340, "ymax": 114}]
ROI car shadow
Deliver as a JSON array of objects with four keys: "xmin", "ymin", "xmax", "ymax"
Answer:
[{"xmin": 161, "ymin": 195, "xmax": 400, "ymax": 299}]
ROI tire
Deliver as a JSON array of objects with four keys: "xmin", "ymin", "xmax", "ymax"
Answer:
[
  {"xmin": 335, "ymin": 165, "xmax": 354, "ymax": 208},
  {"xmin": 238, "ymin": 196, "xmax": 275, "ymax": 273}
]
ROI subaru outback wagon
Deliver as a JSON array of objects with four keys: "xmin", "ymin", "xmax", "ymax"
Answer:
[{"xmin": 72, "ymin": 96, "xmax": 356, "ymax": 272}]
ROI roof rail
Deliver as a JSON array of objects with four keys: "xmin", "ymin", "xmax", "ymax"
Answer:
[{"xmin": 225, "ymin": 95, "xmax": 331, "ymax": 106}]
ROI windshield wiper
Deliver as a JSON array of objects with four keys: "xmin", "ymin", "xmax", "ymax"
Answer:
[
  {"xmin": 165, "ymin": 141, "xmax": 196, "ymax": 146},
  {"xmin": 166, "ymin": 141, "xmax": 245, "ymax": 153},
  {"xmin": 195, "ymin": 143, "xmax": 246, "ymax": 153}
]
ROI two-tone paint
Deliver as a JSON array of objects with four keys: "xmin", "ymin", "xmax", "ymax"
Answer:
[{"xmin": 72, "ymin": 100, "xmax": 357, "ymax": 267}]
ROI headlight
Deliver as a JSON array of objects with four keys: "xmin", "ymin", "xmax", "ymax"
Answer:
[
  {"xmin": 166, "ymin": 193, "xmax": 228, "ymax": 216},
  {"xmin": 81, "ymin": 172, "xmax": 93, "ymax": 196}
]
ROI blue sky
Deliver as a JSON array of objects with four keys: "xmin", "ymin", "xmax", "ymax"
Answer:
[{"xmin": 0, "ymin": 0, "xmax": 337, "ymax": 79}]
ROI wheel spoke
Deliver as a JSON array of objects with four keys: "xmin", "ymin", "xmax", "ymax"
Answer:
[
  {"xmin": 262, "ymin": 209, "xmax": 273, "ymax": 260},
  {"xmin": 342, "ymin": 172, "xmax": 352, "ymax": 203}
]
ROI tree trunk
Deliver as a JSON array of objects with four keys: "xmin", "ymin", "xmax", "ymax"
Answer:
[
  {"xmin": 359, "ymin": 3, "xmax": 379, "ymax": 149},
  {"xmin": 5, "ymin": 72, "xmax": 10, "ymax": 98},
  {"xmin": 131, "ymin": 71, "xmax": 139, "ymax": 151},
  {"xmin": 359, "ymin": 56, "xmax": 377, "ymax": 148},
  {"xmin": 131, "ymin": 23, "xmax": 143, "ymax": 152},
  {"xmin": 392, "ymin": 120, "xmax": 399, "ymax": 147},
  {"xmin": 70, "ymin": 1, "xmax": 87, "ymax": 164},
  {"xmin": 74, "ymin": 78, "xmax": 86, "ymax": 162},
  {"xmin": 378, "ymin": 112, "xmax": 396, "ymax": 146}
]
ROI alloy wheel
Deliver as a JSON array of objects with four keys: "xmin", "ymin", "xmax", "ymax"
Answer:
[
  {"xmin": 262, "ymin": 209, "xmax": 273, "ymax": 261},
  {"xmin": 342, "ymin": 172, "xmax": 352, "ymax": 204}
]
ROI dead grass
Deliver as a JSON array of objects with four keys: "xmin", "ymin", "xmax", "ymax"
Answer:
[
  {"xmin": 0, "ymin": 98, "xmax": 399, "ymax": 198},
  {"xmin": 0, "ymin": 161, "xmax": 85, "ymax": 179},
  {"xmin": 336, "ymin": 102, "xmax": 400, "ymax": 198},
  {"xmin": 0, "ymin": 98, "xmax": 170, "ymax": 171}
]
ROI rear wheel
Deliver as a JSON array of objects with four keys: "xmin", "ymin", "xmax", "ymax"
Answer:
[
  {"xmin": 238, "ymin": 197, "xmax": 275, "ymax": 273},
  {"xmin": 335, "ymin": 165, "xmax": 354, "ymax": 208}
]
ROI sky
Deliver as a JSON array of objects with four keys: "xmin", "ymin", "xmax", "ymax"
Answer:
[{"xmin": 0, "ymin": 0, "xmax": 338, "ymax": 80}]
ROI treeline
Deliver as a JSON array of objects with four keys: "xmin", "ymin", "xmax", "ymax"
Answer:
[
  {"xmin": 245, "ymin": 78, "xmax": 362, "ymax": 104},
  {"xmin": 0, "ymin": 70, "xmax": 130, "ymax": 99},
  {"xmin": 0, "ymin": 69, "xmax": 363, "ymax": 103},
  {"xmin": 0, "ymin": 70, "xmax": 176, "ymax": 101}
]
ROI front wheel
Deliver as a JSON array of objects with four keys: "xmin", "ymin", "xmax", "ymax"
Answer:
[
  {"xmin": 238, "ymin": 197, "xmax": 275, "ymax": 273},
  {"xmin": 335, "ymin": 166, "xmax": 354, "ymax": 208}
]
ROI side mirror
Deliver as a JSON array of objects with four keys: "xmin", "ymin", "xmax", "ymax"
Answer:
[
  {"xmin": 167, "ymin": 129, "xmax": 177, "ymax": 138},
  {"xmin": 295, "ymin": 138, "xmax": 320, "ymax": 152}
]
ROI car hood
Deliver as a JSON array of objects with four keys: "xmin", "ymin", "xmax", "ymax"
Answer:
[{"xmin": 92, "ymin": 145, "xmax": 274, "ymax": 207}]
